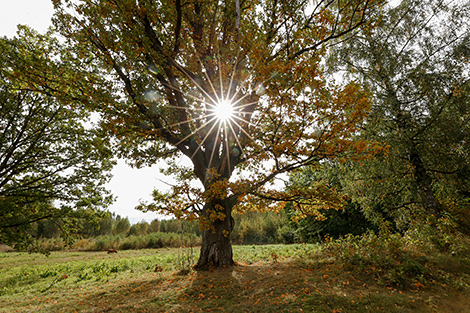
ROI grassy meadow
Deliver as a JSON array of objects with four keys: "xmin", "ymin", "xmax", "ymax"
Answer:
[{"xmin": 1, "ymin": 240, "xmax": 470, "ymax": 312}]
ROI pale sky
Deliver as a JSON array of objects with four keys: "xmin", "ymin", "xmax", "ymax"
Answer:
[{"xmin": 0, "ymin": 0, "xmax": 170, "ymax": 224}]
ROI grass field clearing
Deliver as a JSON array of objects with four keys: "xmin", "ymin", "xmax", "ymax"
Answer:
[{"xmin": 1, "ymin": 243, "xmax": 469, "ymax": 312}]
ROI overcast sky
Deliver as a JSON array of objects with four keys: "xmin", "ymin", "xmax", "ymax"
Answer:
[{"xmin": 0, "ymin": 0, "xmax": 173, "ymax": 224}]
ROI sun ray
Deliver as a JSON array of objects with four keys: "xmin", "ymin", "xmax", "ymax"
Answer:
[
  {"xmin": 225, "ymin": 115, "xmax": 246, "ymax": 158},
  {"xmin": 223, "ymin": 47, "xmax": 274, "ymax": 108},
  {"xmin": 153, "ymin": 34, "xmax": 278, "ymax": 177},
  {"xmin": 163, "ymin": 56, "xmax": 220, "ymax": 107},
  {"xmin": 227, "ymin": 51, "xmax": 256, "ymax": 112},
  {"xmin": 227, "ymin": 49, "xmax": 242, "ymax": 97},
  {"xmin": 217, "ymin": 46, "xmax": 224, "ymax": 102},
  {"xmin": 164, "ymin": 111, "xmax": 216, "ymax": 129},
  {"xmin": 190, "ymin": 45, "xmax": 222, "ymax": 106},
  {"xmin": 230, "ymin": 99, "xmax": 260, "ymax": 113},
  {"xmin": 225, "ymin": 91, "xmax": 251, "ymax": 108},
  {"xmin": 223, "ymin": 120, "xmax": 232, "ymax": 175},
  {"xmin": 175, "ymin": 114, "xmax": 219, "ymax": 148},
  {"xmin": 147, "ymin": 72, "xmax": 211, "ymax": 106},
  {"xmin": 190, "ymin": 116, "xmax": 222, "ymax": 160},
  {"xmin": 208, "ymin": 120, "xmax": 223, "ymax": 170},
  {"xmin": 230, "ymin": 106, "xmax": 260, "ymax": 124},
  {"xmin": 163, "ymin": 105, "xmax": 206, "ymax": 111},
  {"xmin": 229, "ymin": 115, "xmax": 263, "ymax": 148}
]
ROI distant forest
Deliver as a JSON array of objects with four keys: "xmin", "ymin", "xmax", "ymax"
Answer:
[{"xmin": 21, "ymin": 201, "xmax": 379, "ymax": 252}]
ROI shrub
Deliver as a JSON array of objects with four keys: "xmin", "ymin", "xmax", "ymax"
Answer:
[
  {"xmin": 323, "ymin": 231, "xmax": 431, "ymax": 288},
  {"xmin": 95, "ymin": 236, "xmax": 115, "ymax": 250},
  {"xmin": 37, "ymin": 238, "xmax": 65, "ymax": 251},
  {"xmin": 404, "ymin": 215, "xmax": 470, "ymax": 256},
  {"xmin": 276, "ymin": 225, "xmax": 298, "ymax": 244}
]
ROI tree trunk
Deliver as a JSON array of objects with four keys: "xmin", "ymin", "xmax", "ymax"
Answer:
[
  {"xmin": 390, "ymin": 95, "xmax": 442, "ymax": 220},
  {"xmin": 195, "ymin": 197, "xmax": 236, "ymax": 270},
  {"xmin": 409, "ymin": 148, "xmax": 442, "ymax": 219}
]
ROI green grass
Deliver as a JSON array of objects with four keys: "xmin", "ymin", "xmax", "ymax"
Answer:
[{"xmin": 0, "ymin": 243, "xmax": 469, "ymax": 312}]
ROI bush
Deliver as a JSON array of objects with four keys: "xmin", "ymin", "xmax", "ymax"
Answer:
[
  {"xmin": 37, "ymin": 238, "xmax": 65, "ymax": 251},
  {"xmin": 404, "ymin": 215, "xmax": 470, "ymax": 256},
  {"xmin": 95, "ymin": 236, "xmax": 115, "ymax": 250},
  {"xmin": 276, "ymin": 225, "xmax": 298, "ymax": 244},
  {"xmin": 323, "ymin": 231, "xmax": 431, "ymax": 288}
]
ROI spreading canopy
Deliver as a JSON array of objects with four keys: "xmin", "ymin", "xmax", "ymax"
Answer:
[
  {"xmin": 51, "ymin": 0, "xmax": 383, "ymax": 267},
  {"xmin": 52, "ymin": 0, "xmax": 381, "ymax": 213},
  {"xmin": 0, "ymin": 28, "xmax": 114, "ymax": 251}
]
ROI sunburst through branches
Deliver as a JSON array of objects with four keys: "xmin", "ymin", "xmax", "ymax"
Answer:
[
  {"xmin": 212, "ymin": 99, "xmax": 234, "ymax": 122},
  {"xmin": 144, "ymin": 53, "xmax": 265, "ymax": 177}
]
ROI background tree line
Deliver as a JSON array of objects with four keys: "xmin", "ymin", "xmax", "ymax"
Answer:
[{"xmin": 21, "ymin": 199, "xmax": 379, "ymax": 252}]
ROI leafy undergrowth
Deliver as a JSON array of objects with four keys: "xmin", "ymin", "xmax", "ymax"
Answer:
[{"xmin": 0, "ymin": 242, "xmax": 469, "ymax": 312}]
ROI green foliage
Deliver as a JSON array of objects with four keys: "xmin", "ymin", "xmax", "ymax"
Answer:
[
  {"xmin": 328, "ymin": 0, "xmax": 470, "ymax": 232},
  {"xmin": 72, "ymin": 232, "xmax": 200, "ymax": 251},
  {"xmin": 404, "ymin": 214, "xmax": 470, "ymax": 255},
  {"xmin": 323, "ymin": 232, "xmax": 435, "ymax": 288},
  {"xmin": 128, "ymin": 221, "xmax": 149, "ymax": 236},
  {"xmin": 113, "ymin": 217, "xmax": 131, "ymax": 235},
  {"xmin": 231, "ymin": 212, "xmax": 286, "ymax": 245},
  {"xmin": 148, "ymin": 219, "xmax": 161, "ymax": 233},
  {"xmin": 0, "ymin": 30, "xmax": 114, "ymax": 252},
  {"xmin": 284, "ymin": 164, "xmax": 380, "ymax": 242},
  {"xmin": 30, "ymin": 204, "xmax": 387, "ymax": 251},
  {"xmin": 37, "ymin": 211, "xmax": 298, "ymax": 250},
  {"xmin": 120, "ymin": 233, "xmax": 198, "ymax": 250},
  {"xmin": 285, "ymin": 202, "xmax": 380, "ymax": 243}
]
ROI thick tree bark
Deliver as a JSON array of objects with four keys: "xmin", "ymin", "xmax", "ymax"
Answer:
[{"xmin": 195, "ymin": 197, "xmax": 237, "ymax": 270}]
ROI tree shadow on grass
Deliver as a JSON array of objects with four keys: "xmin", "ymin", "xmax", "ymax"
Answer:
[
  {"xmin": 168, "ymin": 261, "xmax": 412, "ymax": 313},
  {"xmin": 43, "ymin": 259, "xmax": 470, "ymax": 313},
  {"xmin": 175, "ymin": 259, "xmax": 470, "ymax": 313}
]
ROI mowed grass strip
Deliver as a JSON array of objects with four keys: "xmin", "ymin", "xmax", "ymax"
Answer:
[{"xmin": 1, "ymin": 244, "xmax": 469, "ymax": 312}]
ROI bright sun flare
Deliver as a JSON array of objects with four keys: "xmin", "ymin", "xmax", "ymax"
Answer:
[{"xmin": 214, "ymin": 100, "xmax": 234, "ymax": 122}]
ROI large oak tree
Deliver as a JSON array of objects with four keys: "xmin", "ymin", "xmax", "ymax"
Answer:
[{"xmin": 52, "ymin": 0, "xmax": 382, "ymax": 268}]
